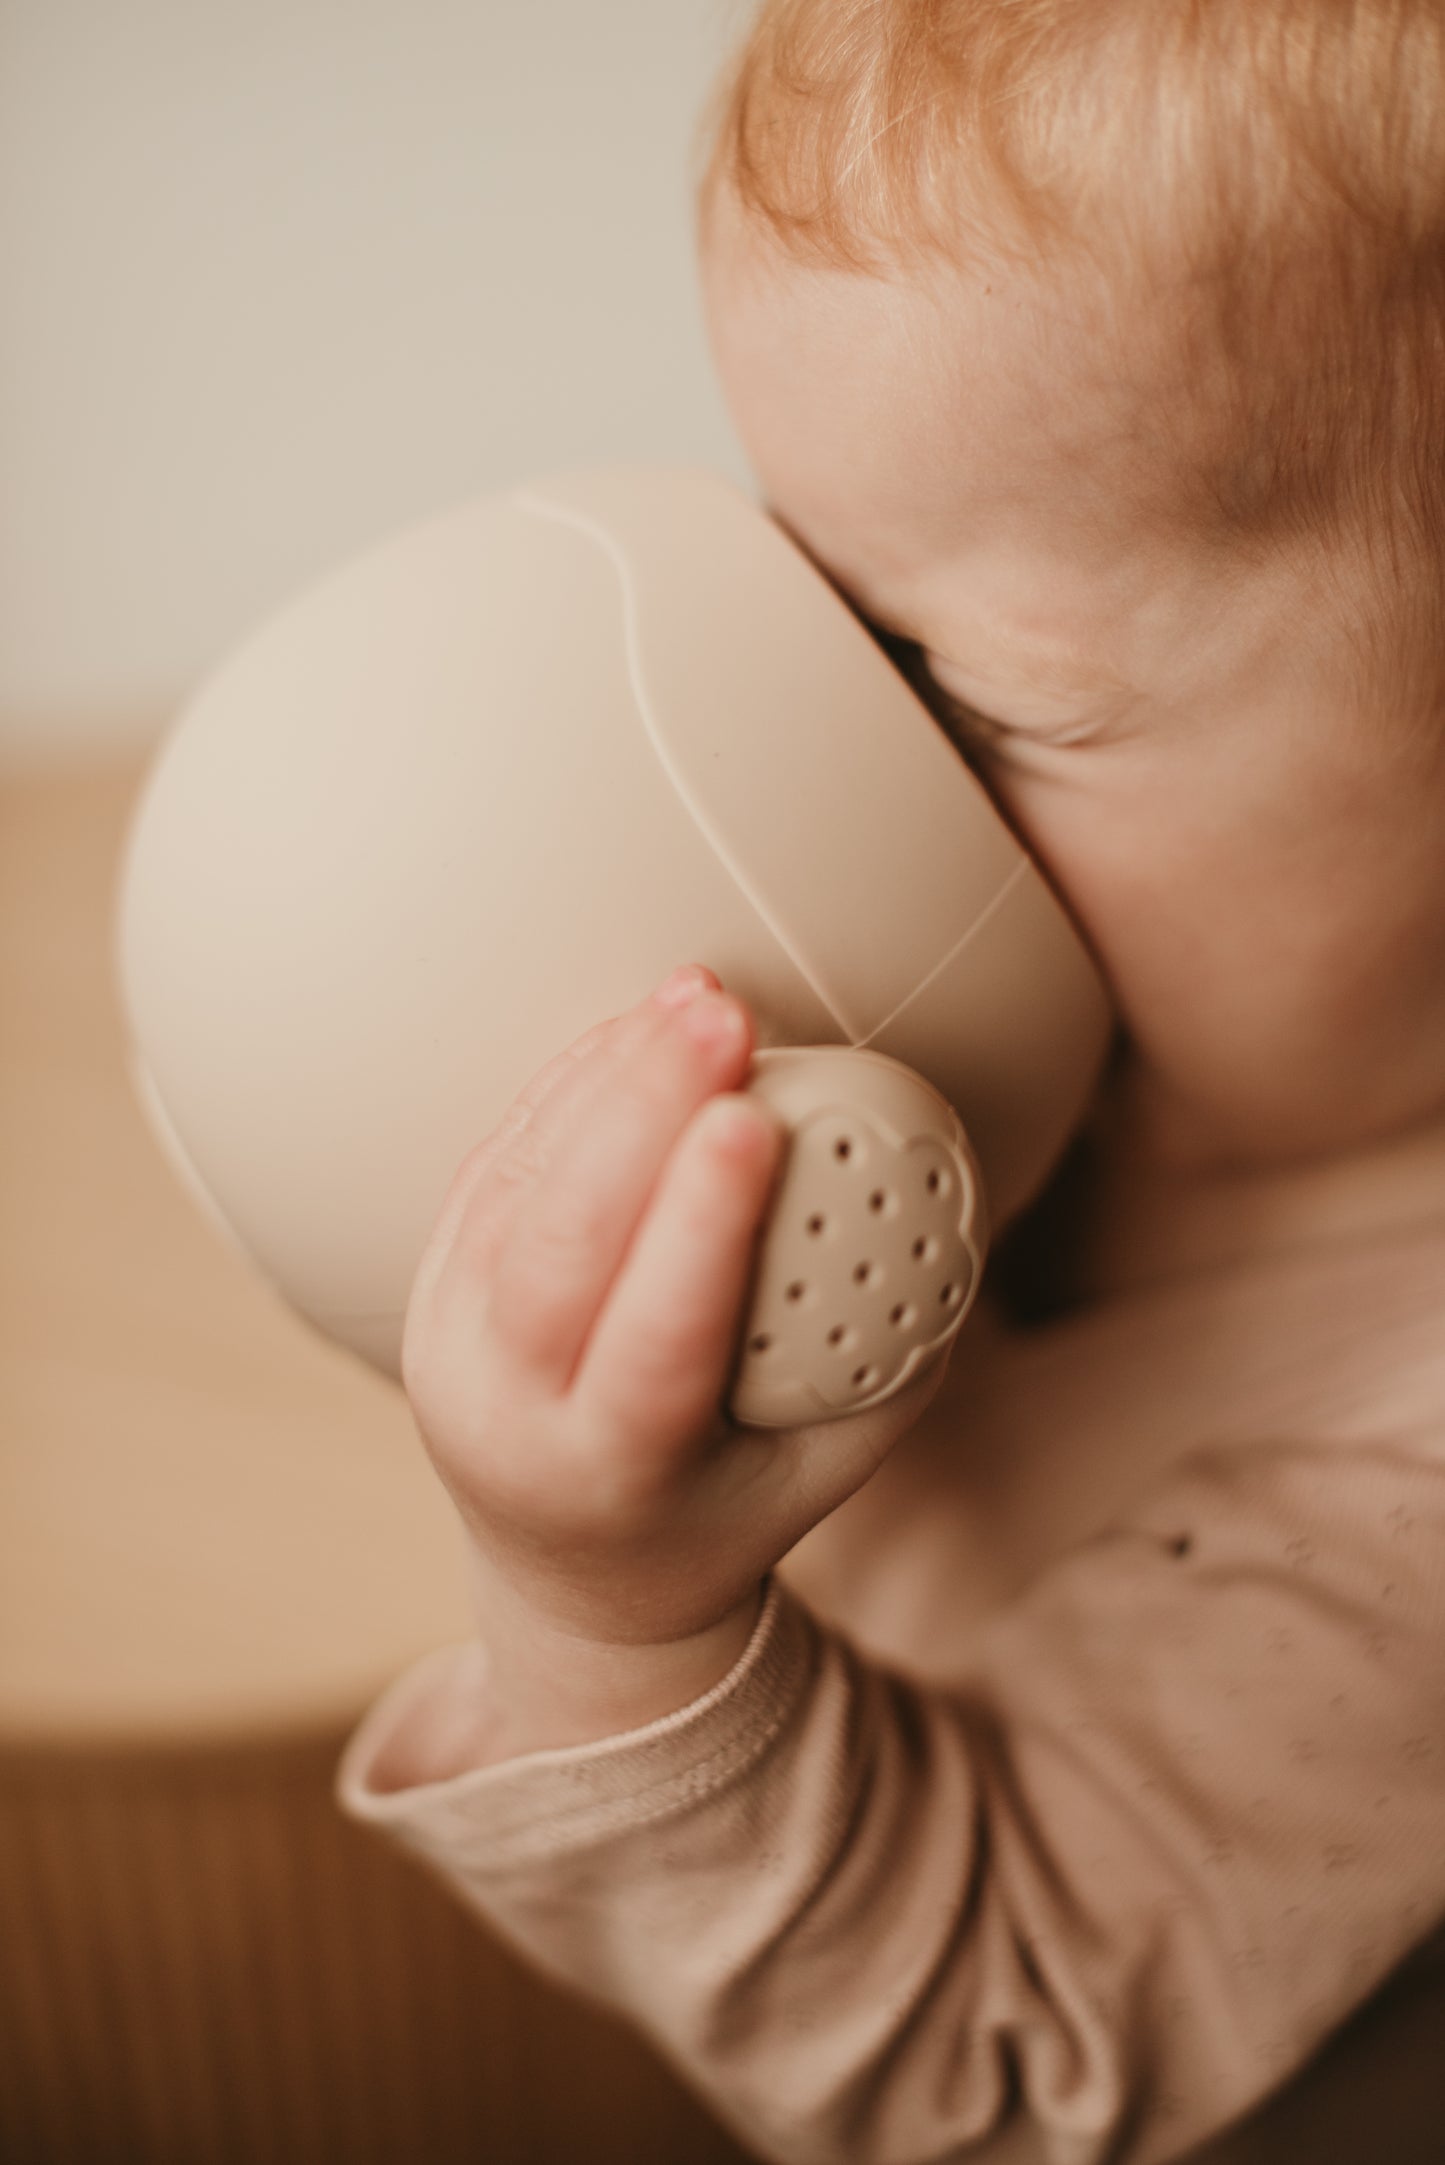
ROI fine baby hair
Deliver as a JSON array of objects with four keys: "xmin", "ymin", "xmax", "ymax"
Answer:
[
  {"xmin": 702, "ymin": 0, "xmax": 1445, "ymax": 724},
  {"xmin": 116, "ymin": 468, "xmax": 1110, "ymax": 1427}
]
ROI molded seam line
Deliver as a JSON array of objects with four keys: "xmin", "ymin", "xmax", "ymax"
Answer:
[
  {"xmin": 514, "ymin": 486, "xmax": 1025, "ymax": 1053},
  {"xmin": 514, "ymin": 487, "xmax": 848, "ymax": 1030},
  {"xmin": 855, "ymin": 855, "xmax": 1030, "ymax": 1052}
]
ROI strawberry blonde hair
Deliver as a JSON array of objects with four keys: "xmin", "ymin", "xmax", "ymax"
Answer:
[{"xmin": 697, "ymin": 0, "xmax": 1445, "ymax": 710}]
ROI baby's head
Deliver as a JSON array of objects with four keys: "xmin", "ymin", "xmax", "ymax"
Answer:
[{"xmin": 695, "ymin": 0, "xmax": 1445, "ymax": 1174}]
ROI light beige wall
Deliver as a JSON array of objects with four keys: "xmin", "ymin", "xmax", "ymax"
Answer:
[{"xmin": 0, "ymin": 0, "xmax": 751, "ymax": 764}]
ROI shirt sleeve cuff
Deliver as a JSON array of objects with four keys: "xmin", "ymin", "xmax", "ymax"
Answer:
[{"xmin": 335, "ymin": 1576, "xmax": 816, "ymax": 1870}]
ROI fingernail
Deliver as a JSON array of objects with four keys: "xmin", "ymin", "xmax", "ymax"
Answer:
[
  {"xmin": 684, "ymin": 993, "xmax": 745, "ymax": 1050},
  {"xmin": 654, "ymin": 965, "xmax": 709, "ymax": 1009}
]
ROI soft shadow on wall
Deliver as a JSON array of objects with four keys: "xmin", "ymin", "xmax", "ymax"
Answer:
[{"xmin": 0, "ymin": 0, "xmax": 752, "ymax": 768}]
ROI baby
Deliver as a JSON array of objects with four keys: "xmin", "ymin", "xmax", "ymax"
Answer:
[{"xmin": 340, "ymin": 4, "xmax": 1445, "ymax": 2159}]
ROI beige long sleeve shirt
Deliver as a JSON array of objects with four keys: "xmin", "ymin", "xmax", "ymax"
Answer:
[{"xmin": 338, "ymin": 1139, "xmax": 1445, "ymax": 2163}]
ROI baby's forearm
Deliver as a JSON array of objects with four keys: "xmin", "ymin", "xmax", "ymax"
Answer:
[{"xmin": 343, "ymin": 1435, "xmax": 1445, "ymax": 2165}]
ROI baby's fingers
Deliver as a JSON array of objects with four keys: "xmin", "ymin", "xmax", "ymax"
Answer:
[
  {"xmin": 408, "ymin": 1011, "xmax": 624, "ymax": 1330},
  {"xmin": 574, "ymin": 1092, "xmax": 786, "ymax": 1455},
  {"xmin": 414, "ymin": 967, "xmax": 720, "ymax": 1322},
  {"xmin": 485, "ymin": 990, "xmax": 753, "ymax": 1394}
]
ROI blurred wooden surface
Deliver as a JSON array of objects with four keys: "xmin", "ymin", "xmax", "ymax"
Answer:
[{"xmin": 0, "ymin": 753, "xmax": 756, "ymax": 2162}]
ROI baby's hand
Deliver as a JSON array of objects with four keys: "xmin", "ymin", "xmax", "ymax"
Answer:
[{"xmin": 399, "ymin": 965, "xmax": 950, "ymax": 1758}]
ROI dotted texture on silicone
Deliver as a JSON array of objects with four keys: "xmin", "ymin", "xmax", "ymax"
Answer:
[{"xmin": 727, "ymin": 1049, "xmax": 985, "ymax": 1430}]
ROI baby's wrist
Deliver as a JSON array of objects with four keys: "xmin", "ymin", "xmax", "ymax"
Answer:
[{"xmin": 455, "ymin": 1569, "xmax": 767, "ymax": 1768}]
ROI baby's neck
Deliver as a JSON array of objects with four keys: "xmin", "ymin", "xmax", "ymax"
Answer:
[{"xmin": 997, "ymin": 1057, "xmax": 1445, "ymax": 1317}]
